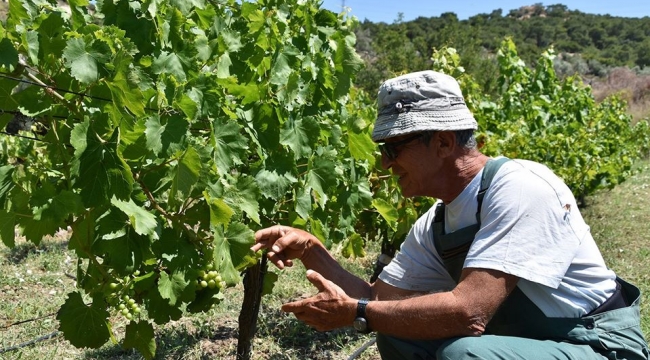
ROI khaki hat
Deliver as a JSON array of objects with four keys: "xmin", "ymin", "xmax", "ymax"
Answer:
[{"xmin": 372, "ymin": 70, "xmax": 478, "ymax": 142}]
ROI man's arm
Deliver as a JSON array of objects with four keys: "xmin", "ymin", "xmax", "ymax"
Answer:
[
  {"xmin": 252, "ymin": 226, "xmax": 426, "ymax": 300},
  {"xmin": 282, "ymin": 267, "xmax": 518, "ymax": 339},
  {"xmin": 252, "ymin": 226, "xmax": 371, "ymax": 298},
  {"xmin": 365, "ymin": 268, "xmax": 519, "ymax": 339}
]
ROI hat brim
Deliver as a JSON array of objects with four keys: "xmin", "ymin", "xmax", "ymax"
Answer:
[{"xmin": 372, "ymin": 108, "xmax": 478, "ymax": 142}]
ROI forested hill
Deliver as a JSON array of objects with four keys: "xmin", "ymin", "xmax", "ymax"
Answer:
[
  {"xmin": 3, "ymin": 2, "xmax": 648, "ymax": 71},
  {"xmin": 352, "ymin": 4, "xmax": 650, "ymax": 94},
  {"xmin": 2, "ymin": 2, "xmax": 649, "ymax": 95}
]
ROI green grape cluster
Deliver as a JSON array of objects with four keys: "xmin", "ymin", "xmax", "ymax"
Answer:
[
  {"xmin": 195, "ymin": 264, "xmax": 226, "ymax": 291},
  {"xmin": 106, "ymin": 271, "xmax": 141, "ymax": 320},
  {"xmin": 116, "ymin": 294, "xmax": 141, "ymax": 321}
]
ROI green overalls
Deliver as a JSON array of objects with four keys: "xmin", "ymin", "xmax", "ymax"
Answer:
[{"xmin": 376, "ymin": 158, "xmax": 649, "ymax": 360}]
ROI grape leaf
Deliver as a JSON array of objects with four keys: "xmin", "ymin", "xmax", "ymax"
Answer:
[
  {"xmin": 76, "ymin": 127, "xmax": 134, "ymax": 208},
  {"xmin": 0, "ymin": 210, "xmax": 16, "ymax": 247},
  {"xmin": 0, "ymin": 165, "xmax": 14, "ymax": 203},
  {"xmin": 8, "ymin": 0, "xmax": 34, "ymax": 24},
  {"xmin": 280, "ymin": 115, "xmax": 320, "ymax": 159},
  {"xmin": 120, "ymin": 120, "xmax": 149, "ymax": 160},
  {"xmin": 213, "ymin": 222, "xmax": 256, "ymax": 285},
  {"xmin": 186, "ymin": 287, "xmax": 223, "ymax": 313},
  {"xmin": 341, "ymin": 233, "xmax": 365, "ymax": 258},
  {"xmin": 227, "ymin": 81, "xmax": 261, "ymax": 105},
  {"xmin": 152, "ymin": 228, "xmax": 200, "ymax": 270},
  {"xmin": 203, "ymin": 192, "xmax": 234, "ymax": 226},
  {"xmin": 105, "ymin": 69, "xmax": 146, "ymax": 118},
  {"xmin": 213, "ymin": 119, "xmax": 248, "ymax": 176},
  {"xmin": 347, "ymin": 131, "xmax": 377, "ymax": 166},
  {"xmin": 32, "ymin": 190, "xmax": 84, "ymax": 223},
  {"xmin": 152, "ymin": 51, "xmax": 187, "ymax": 82},
  {"xmin": 0, "ymin": 78, "xmax": 20, "ymax": 110},
  {"xmin": 63, "ymin": 37, "xmax": 99, "ymax": 84},
  {"xmin": 255, "ymin": 169, "xmax": 292, "ymax": 200},
  {"xmin": 145, "ymin": 287, "xmax": 183, "ymax": 325},
  {"xmin": 215, "ymin": 53, "xmax": 232, "ymax": 78},
  {"xmin": 94, "ymin": 228, "xmax": 144, "ymax": 275},
  {"xmin": 144, "ymin": 115, "xmax": 188, "ymax": 156},
  {"xmin": 176, "ymin": 88, "xmax": 203, "ymax": 120},
  {"xmin": 168, "ymin": 146, "xmax": 201, "ymax": 209},
  {"xmin": 333, "ymin": 33, "xmax": 364, "ymax": 99},
  {"xmin": 262, "ymin": 271, "xmax": 278, "ymax": 296},
  {"xmin": 270, "ymin": 52, "xmax": 292, "ymax": 86},
  {"xmin": 69, "ymin": 211, "xmax": 96, "ymax": 256},
  {"xmin": 220, "ymin": 29, "xmax": 243, "ymax": 52},
  {"xmin": 170, "ymin": 0, "xmax": 204, "ymax": 15},
  {"xmin": 158, "ymin": 270, "xmax": 190, "ymax": 306},
  {"xmin": 0, "ymin": 38, "xmax": 18, "ymax": 71},
  {"xmin": 295, "ymin": 186, "xmax": 311, "ymax": 220},
  {"xmin": 123, "ymin": 321, "xmax": 156, "ymax": 360},
  {"xmin": 57, "ymin": 292, "xmax": 111, "ymax": 349},
  {"xmin": 306, "ymin": 157, "xmax": 338, "ymax": 207},
  {"xmin": 214, "ymin": 174, "xmax": 260, "ymax": 224},
  {"xmin": 111, "ymin": 197, "xmax": 158, "ymax": 237},
  {"xmin": 372, "ymin": 198, "xmax": 399, "ymax": 230},
  {"xmin": 18, "ymin": 216, "xmax": 58, "ymax": 245}
]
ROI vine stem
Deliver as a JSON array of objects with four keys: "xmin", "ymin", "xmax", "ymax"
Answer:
[{"xmin": 236, "ymin": 256, "xmax": 267, "ymax": 360}]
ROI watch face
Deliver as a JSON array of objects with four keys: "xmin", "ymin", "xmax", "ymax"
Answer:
[{"xmin": 353, "ymin": 317, "xmax": 368, "ymax": 332}]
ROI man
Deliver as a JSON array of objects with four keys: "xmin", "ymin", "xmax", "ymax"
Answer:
[{"xmin": 251, "ymin": 70, "xmax": 649, "ymax": 359}]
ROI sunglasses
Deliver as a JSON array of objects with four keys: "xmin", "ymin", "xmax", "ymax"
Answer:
[{"xmin": 378, "ymin": 133, "xmax": 426, "ymax": 160}]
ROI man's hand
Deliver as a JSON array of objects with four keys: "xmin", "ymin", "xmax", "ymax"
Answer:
[
  {"xmin": 281, "ymin": 270, "xmax": 357, "ymax": 332},
  {"xmin": 251, "ymin": 225, "xmax": 318, "ymax": 270}
]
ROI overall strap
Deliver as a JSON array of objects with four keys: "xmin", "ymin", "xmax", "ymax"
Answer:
[
  {"xmin": 475, "ymin": 157, "xmax": 511, "ymax": 223},
  {"xmin": 433, "ymin": 157, "xmax": 511, "ymax": 283}
]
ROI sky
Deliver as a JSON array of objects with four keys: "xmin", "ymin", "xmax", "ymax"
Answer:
[{"xmin": 319, "ymin": 0, "xmax": 650, "ymax": 23}]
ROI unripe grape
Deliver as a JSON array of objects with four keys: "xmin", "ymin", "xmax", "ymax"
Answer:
[
  {"xmin": 128, "ymin": 298, "xmax": 136, "ymax": 306},
  {"xmin": 125, "ymin": 313, "xmax": 133, "ymax": 320},
  {"xmin": 109, "ymin": 283, "xmax": 119, "ymax": 290},
  {"xmin": 208, "ymin": 279, "xmax": 216, "ymax": 289},
  {"xmin": 200, "ymin": 280, "xmax": 208, "ymax": 288},
  {"xmin": 122, "ymin": 295, "xmax": 130, "ymax": 301},
  {"xmin": 197, "ymin": 270, "xmax": 206, "ymax": 278},
  {"xmin": 208, "ymin": 271, "xmax": 218, "ymax": 279},
  {"xmin": 121, "ymin": 308, "xmax": 129, "ymax": 316},
  {"xmin": 118, "ymin": 304, "xmax": 126, "ymax": 310},
  {"xmin": 133, "ymin": 306, "xmax": 141, "ymax": 314}
]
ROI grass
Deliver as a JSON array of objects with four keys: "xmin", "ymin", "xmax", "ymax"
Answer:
[
  {"xmin": 580, "ymin": 159, "xmax": 650, "ymax": 339},
  {"xmin": 0, "ymin": 232, "xmax": 381, "ymax": 359},
  {"xmin": 1, "ymin": 159, "xmax": 649, "ymax": 359}
]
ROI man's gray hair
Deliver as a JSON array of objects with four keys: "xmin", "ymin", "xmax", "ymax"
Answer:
[{"xmin": 421, "ymin": 130, "xmax": 477, "ymax": 150}]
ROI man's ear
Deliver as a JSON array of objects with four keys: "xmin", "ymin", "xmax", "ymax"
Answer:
[{"xmin": 435, "ymin": 132, "xmax": 456, "ymax": 158}]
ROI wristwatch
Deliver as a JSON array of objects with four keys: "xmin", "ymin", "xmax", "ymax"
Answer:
[{"xmin": 353, "ymin": 298, "xmax": 371, "ymax": 333}]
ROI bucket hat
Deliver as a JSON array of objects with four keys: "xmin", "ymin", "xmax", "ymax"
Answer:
[{"xmin": 372, "ymin": 70, "xmax": 478, "ymax": 141}]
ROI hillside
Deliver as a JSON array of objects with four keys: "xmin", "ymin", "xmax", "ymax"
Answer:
[
  {"xmin": 2, "ymin": 2, "xmax": 649, "ymax": 119},
  {"xmin": 0, "ymin": 2, "xmax": 7, "ymax": 21}
]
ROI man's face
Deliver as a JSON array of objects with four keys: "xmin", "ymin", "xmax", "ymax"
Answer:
[{"xmin": 379, "ymin": 132, "xmax": 437, "ymax": 197}]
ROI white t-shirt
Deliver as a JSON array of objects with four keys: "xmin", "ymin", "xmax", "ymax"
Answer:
[{"xmin": 378, "ymin": 159, "xmax": 617, "ymax": 317}]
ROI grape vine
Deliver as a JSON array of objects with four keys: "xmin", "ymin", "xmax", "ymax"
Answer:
[{"xmin": 0, "ymin": 0, "xmax": 373, "ymax": 357}]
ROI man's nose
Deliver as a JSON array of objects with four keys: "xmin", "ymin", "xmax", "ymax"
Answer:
[{"xmin": 380, "ymin": 152, "xmax": 393, "ymax": 170}]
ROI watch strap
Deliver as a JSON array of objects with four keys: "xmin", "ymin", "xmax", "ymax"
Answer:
[{"xmin": 357, "ymin": 298, "xmax": 369, "ymax": 318}]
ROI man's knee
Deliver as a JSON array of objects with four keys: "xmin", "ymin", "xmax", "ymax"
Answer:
[
  {"xmin": 436, "ymin": 336, "xmax": 485, "ymax": 360},
  {"xmin": 376, "ymin": 333, "xmax": 448, "ymax": 360}
]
